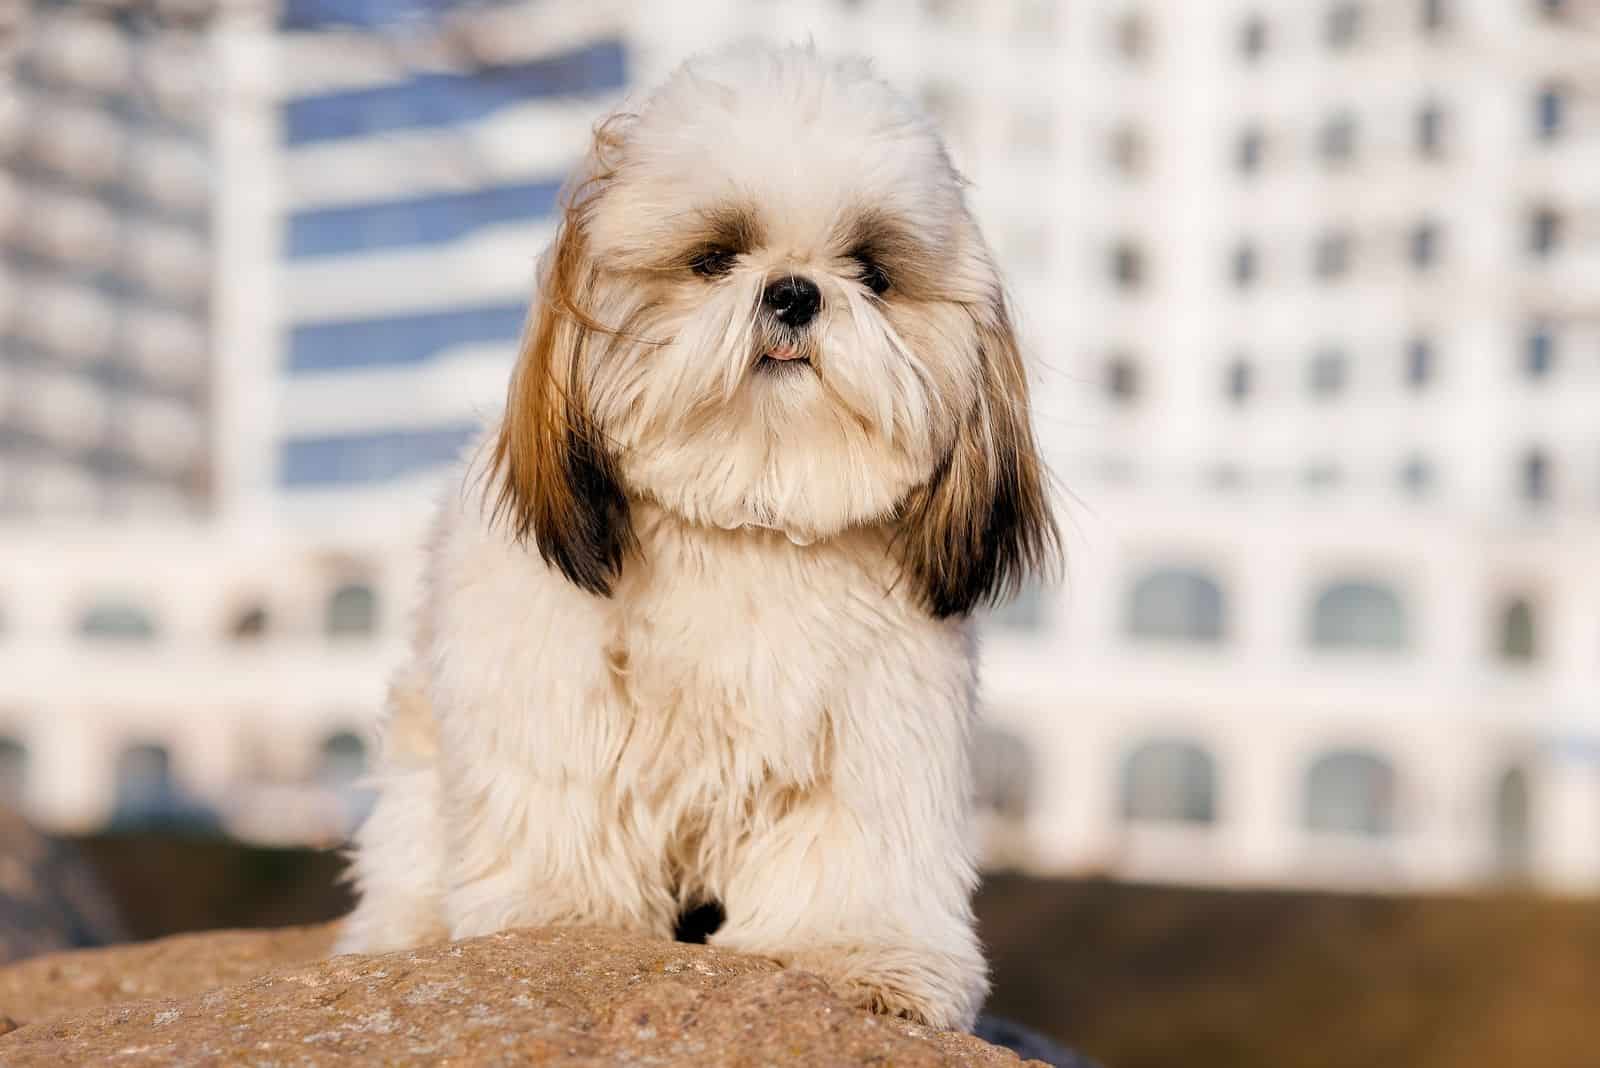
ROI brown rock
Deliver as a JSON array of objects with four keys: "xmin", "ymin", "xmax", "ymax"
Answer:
[{"xmin": 0, "ymin": 925, "xmax": 1042, "ymax": 1066}]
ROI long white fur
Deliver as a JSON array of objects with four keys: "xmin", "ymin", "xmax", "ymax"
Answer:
[{"xmin": 336, "ymin": 43, "xmax": 1038, "ymax": 1031}]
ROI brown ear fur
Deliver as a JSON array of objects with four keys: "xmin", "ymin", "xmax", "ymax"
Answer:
[
  {"xmin": 898, "ymin": 299, "xmax": 1061, "ymax": 618},
  {"xmin": 487, "ymin": 128, "xmax": 635, "ymax": 596}
]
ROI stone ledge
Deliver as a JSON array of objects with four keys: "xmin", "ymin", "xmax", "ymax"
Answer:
[{"xmin": 0, "ymin": 923, "xmax": 1049, "ymax": 1066}]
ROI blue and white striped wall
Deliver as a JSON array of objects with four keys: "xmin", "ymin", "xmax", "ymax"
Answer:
[{"xmin": 272, "ymin": 1, "xmax": 627, "ymax": 515}]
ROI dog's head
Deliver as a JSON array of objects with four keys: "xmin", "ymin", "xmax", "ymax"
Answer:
[{"xmin": 489, "ymin": 44, "xmax": 1059, "ymax": 617}]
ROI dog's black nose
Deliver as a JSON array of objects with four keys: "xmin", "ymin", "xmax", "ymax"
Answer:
[{"xmin": 763, "ymin": 276, "xmax": 821, "ymax": 328}]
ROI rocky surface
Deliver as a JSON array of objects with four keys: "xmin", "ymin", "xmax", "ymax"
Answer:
[{"xmin": 0, "ymin": 924, "xmax": 1050, "ymax": 1066}]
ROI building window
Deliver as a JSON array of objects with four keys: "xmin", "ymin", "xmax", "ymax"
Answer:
[
  {"xmin": 1127, "ymin": 568, "xmax": 1227, "ymax": 643},
  {"xmin": 1499, "ymin": 597, "xmax": 1539, "ymax": 662},
  {"xmin": 111, "ymin": 743, "xmax": 191, "ymax": 830},
  {"xmin": 1303, "ymin": 462, "xmax": 1343, "ymax": 491},
  {"xmin": 318, "ymin": 730, "xmax": 369, "ymax": 787},
  {"xmin": 1209, "ymin": 464, "xmax": 1246, "ymax": 491},
  {"xmin": 1239, "ymin": 13, "xmax": 1270, "ymax": 60},
  {"xmin": 1309, "ymin": 348, "xmax": 1349, "ymax": 398},
  {"xmin": 1529, "ymin": 205, "xmax": 1562, "ymax": 258},
  {"xmin": 1536, "ymin": 84, "xmax": 1566, "ymax": 141},
  {"xmin": 1309, "ymin": 580, "xmax": 1409, "ymax": 651},
  {"xmin": 1409, "ymin": 220, "xmax": 1442, "ymax": 270},
  {"xmin": 1526, "ymin": 323, "xmax": 1556, "ymax": 377},
  {"xmin": 1304, "ymin": 749, "xmax": 1397, "ymax": 836},
  {"xmin": 1313, "ymin": 229, "xmax": 1354, "ymax": 280},
  {"xmin": 1325, "ymin": 2, "xmax": 1364, "ymax": 49},
  {"xmin": 1416, "ymin": 100, "xmax": 1447, "ymax": 158},
  {"xmin": 1230, "ymin": 241, "xmax": 1260, "ymax": 288},
  {"xmin": 327, "ymin": 582, "xmax": 378, "ymax": 638},
  {"xmin": 1319, "ymin": 112, "xmax": 1357, "ymax": 165},
  {"xmin": 1235, "ymin": 125, "xmax": 1266, "ymax": 174},
  {"xmin": 1109, "ymin": 123, "xmax": 1148, "ymax": 176},
  {"xmin": 1421, "ymin": 0, "xmax": 1450, "ymax": 31},
  {"xmin": 78, "ymin": 602, "xmax": 159, "ymax": 641},
  {"xmin": 1110, "ymin": 241, "xmax": 1146, "ymax": 290},
  {"xmin": 988, "ymin": 582, "xmax": 1047, "ymax": 631},
  {"xmin": 1405, "ymin": 336, "xmax": 1435, "ymax": 388},
  {"xmin": 973, "ymin": 725, "xmax": 1033, "ymax": 823},
  {"xmin": 1106, "ymin": 353, "xmax": 1142, "ymax": 404},
  {"xmin": 289, "ymin": 302, "xmax": 527, "ymax": 373},
  {"xmin": 1120, "ymin": 739, "xmax": 1219, "ymax": 825},
  {"xmin": 280, "ymin": 423, "xmax": 479, "ymax": 487},
  {"xmin": 1520, "ymin": 448, "xmax": 1551, "ymax": 505},
  {"xmin": 229, "ymin": 604, "xmax": 269, "ymax": 640},
  {"xmin": 0, "ymin": 737, "xmax": 26, "ymax": 807},
  {"xmin": 281, "ymin": 40, "xmax": 626, "ymax": 145},
  {"xmin": 1399, "ymin": 455, "xmax": 1435, "ymax": 497},
  {"xmin": 286, "ymin": 180, "xmax": 562, "ymax": 259},
  {"xmin": 1225, "ymin": 358, "xmax": 1254, "ymax": 404},
  {"xmin": 1114, "ymin": 10, "xmax": 1152, "ymax": 61},
  {"xmin": 1493, "ymin": 766, "xmax": 1533, "ymax": 877}
]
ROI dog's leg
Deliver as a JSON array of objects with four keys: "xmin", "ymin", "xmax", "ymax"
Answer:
[
  {"xmin": 335, "ymin": 671, "xmax": 449, "ymax": 954},
  {"xmin": 437, "ymin": 772, "xmax": 678, "ymax": 942},
  {"xmin": 709, "ymin": 633, "xmax": 988, "ymax": 1031}
]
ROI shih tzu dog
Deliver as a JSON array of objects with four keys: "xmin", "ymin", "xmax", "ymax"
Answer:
[{"xmin": 337, "ymin": 43, "xmax": 1059, "ymax": 1031}]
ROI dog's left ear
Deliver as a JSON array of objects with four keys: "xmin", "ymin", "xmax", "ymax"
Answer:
[
  {"xmin": 487, "ymin": 122, "xmax": 636, "ymax": 596},
  {"xmin": 897, "ymin": 297, "xmax": 1061, "ymax": 619}
]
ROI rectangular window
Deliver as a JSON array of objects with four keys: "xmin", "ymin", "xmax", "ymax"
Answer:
[
  {"xmin": 281, "ymin": 0, "xmax": 441, "ymax": 29},
  {"xmin": 282, "ymin": 39, "xmax": 626, "ymax": 146},
  {"xmin": 287, "ymin": 302, "xmax": 528, "ymax": 372},
  {"xmin": 285, "ymin": 179, "xmax": 561, "ymax": 258},
  {"xmin": 280, "ymin": 424, "xmax": 480, "ymax": 486}
]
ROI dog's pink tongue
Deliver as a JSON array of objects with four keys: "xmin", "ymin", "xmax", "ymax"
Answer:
[{"xmin": 765, "ymin": 345, "xmax": 805, "ymax": 361}]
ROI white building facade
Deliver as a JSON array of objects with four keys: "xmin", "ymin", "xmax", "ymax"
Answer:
[{"xmin": 1, "ymin": 0, "xmax": 1599, "ymax": 890}]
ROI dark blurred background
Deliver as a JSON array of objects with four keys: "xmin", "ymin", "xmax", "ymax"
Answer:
[{"xmin": 3, "ymin": 1, "xmax": 1600, "ymax": 1066}]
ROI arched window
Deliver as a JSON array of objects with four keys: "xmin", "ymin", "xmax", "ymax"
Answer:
[
  {"xmin": 1127, "ymin": 568, "xmax": 1227, "ymax": 643},
  {"xmin": 112, "ymin": 743, "xmax": 182, "ymax": 826},
  {"xmin": 1105, "ymin": 353, "xmax": 1142, "ymax": 404},
  {"xmin": 1536, "ymin": 83, "xmax": 1566, "ymax": 140},
  {"xmin": 1499, "ymin": 597, "xmax": 1538, "ymax": 662},
  {"xmin": 0, "ymin": 736, "xmax": 26, "ymax": 807},
  {"xmin": 318, "ymin": 730, "xmax": 369, "ymax": 787},
  {"xmin": 1110, "ymin": 240, "xmax": 1146, "ymax": 290},
  {"xmin": 78, "ymin": 601, "xmax": 159, "ymax": 641},
  {"xmin": 972, "ymin": 725, "xmax": 1033, "ymax": 823},
  {"xmin": 1493, "ymin": 766, "xmax": 1532, "ymax": 876},
  {"xmin": 1304, "ymin": 749, "xmax": 1397, "ymax": 836},
  {"xmin": 229, "ymin": 603, "xmax": 269, "ymax": 640},
  {"xmin": 1525, "ymin": 323, "xmax": 1556, "ymax": 378},
  {"xmin": 1121, "ymin": 739, "xmax": 1219, "ymax": 825},
  {"xmin": 326, "ymin": 582, "xmax": 377, "ymax": 638},
  {"xmin": 1521, "ymin": 448, "xmax": 1551, "ymax": 505},
  {"xmin": 1309, "ymin": 580, "xmax": 1408, "ymax": 651}
]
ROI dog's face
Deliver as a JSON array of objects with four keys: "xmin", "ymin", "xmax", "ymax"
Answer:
[{"xmin": 491, "ymin": 46, "xmax": 1058, "ymax": 617}]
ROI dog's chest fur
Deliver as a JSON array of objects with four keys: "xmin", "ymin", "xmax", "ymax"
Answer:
[{"xmin": 603, "ymin": 505, "xmax": 912, "ymax": 800}]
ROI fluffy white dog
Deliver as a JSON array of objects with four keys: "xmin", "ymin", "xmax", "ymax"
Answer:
[{"xmin": 337, "ymin": 43, "xmax": 1059, "ymax": 1031}]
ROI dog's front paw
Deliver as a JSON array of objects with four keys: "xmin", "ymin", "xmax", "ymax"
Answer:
[{"xmin": 763, "ymin": 940, "xmax": 987, "ymax": 1032}]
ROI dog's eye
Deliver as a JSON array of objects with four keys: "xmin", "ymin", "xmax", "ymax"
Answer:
[
  {"xmin": 853, "ymin": 251, "xmax": 891, "ymax": 296},
  {"xmin": 690, "ymin": 246, "xmax": 738, "ymax": 278}
]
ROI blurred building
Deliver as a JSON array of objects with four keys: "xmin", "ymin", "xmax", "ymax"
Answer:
[
  {"xmin": 0, "ymin": 0, "xmax": 215, "ymax": 518},
  {"xmin": 260, "ymin": 0, "xmax": 627, "ymax": 526},
  {"xmin": 3, "ymin": 0, "xmax": 1600, "ymax": 891}
]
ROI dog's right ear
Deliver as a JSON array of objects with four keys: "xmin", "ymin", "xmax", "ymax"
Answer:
[{"xmin": 488, "ymin": 147, "xmax": 636, "ymax": 597}]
